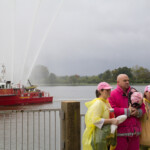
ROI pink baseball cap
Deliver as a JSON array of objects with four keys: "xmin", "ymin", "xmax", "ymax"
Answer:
[
  {"xmin": 144, "ymin": 85, "xmax": 150, "ymax": 92},
  {"xmin": 131, "ymin": 92, "xmax": 143, "ymax": 104},
  {"xmin": 97, "ymin": 82, "xmax": 112, "ymax": 91}
]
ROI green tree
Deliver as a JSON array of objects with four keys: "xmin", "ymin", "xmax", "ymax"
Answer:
[
  {"xmin": 69, "ymin": 75, "xmax": 80, "ymax": 84},
  {"xmin": 131, "ymin": 66, "xmax": 150, "ymax": 83},
  {"xmin": 111, "ymin": 67, "xmax": 133, "ymax": 82},
  {"xmin": 87, "ymin": 76, "xmax": 100, "ymax": 84},
  {"xmin": 98, "ymin": 70, "xmax": 112, "ymax": 82},
  {"xmin": 49, "ymin": 73, "xmax": 57, "ymax": 84}
]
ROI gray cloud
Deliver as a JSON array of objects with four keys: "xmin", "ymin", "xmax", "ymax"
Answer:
[{"xmin": 0, "ymin": 0, "xmax": 150, "ymax": 83}]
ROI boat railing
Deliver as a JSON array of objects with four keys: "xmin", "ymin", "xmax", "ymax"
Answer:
[{"xmin": 0, "ymin": 89, "xmax": 14, "ymax": 95}]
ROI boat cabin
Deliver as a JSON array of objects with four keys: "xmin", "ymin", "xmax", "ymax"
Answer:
[{"xmin": 0, "ymin": 81, "xmax": 11, "ymax": 89}]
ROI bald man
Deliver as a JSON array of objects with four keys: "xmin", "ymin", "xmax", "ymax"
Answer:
[{"xmin": 109, "ymin": 74, "xmax": 146, "ymax": 150}]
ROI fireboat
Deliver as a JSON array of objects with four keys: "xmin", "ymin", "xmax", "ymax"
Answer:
[{"xmin": 0, "ymin": 65, "xmax": 53, "ymax": 106}]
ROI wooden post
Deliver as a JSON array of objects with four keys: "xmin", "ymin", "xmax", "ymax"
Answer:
[{"xmin": 61, "ymin": 101, "xmax": 80, "ymax": 150}]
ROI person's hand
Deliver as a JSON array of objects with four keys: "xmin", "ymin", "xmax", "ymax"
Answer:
[
  {"xmin": 129, "ymin": 104, "xmax": 132, "ymax": 114},
  {"xmin": 111, "ymin": 118, "xmax": 119, "ymax": 125},
  {"xmin": 130, "ymin": 107, "xmax": 139, "ymax": 116}
]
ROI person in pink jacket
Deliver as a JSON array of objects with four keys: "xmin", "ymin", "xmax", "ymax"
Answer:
[{"xmin": 108, "ymin": 74, "xmax": 146, "ymax": 150}]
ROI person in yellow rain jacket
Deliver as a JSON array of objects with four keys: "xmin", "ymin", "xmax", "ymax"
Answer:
[
  {"xmin": 82, "ymin": 82, "xmax": 119, "ymax": 150},
  {"xmin": 140, "ymin": 85, "xmax": 150, "ymax": 150}
]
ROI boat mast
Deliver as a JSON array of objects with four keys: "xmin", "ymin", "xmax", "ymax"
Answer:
[{"xmin": 1, "ymin": 64, "xmax": 6, "ymax": 82}]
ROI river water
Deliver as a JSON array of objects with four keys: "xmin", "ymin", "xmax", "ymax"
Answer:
[
  {"xmin": 0, "ymin": 85, "xmax": 147, "ymax": 111},
  {"xmin": 0, "ymin": 85, "xmax": 147, "ymax": 150}
]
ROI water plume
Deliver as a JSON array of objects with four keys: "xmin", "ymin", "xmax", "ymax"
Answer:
[
  {"xmin": 24, "ymin": 0, "xmax": 64, "ymax": 84},
  {"xmin": 11, "ymin": 0, "xmax": 16, "ymax": 83},
  {"xmin": 21, "ymin": 0, "xmax": 42, "ymax": 81}
]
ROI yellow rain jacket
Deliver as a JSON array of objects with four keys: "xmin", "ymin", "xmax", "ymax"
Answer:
[
  {"xmin": 82, "ymin": 98, "xmax": 116, "ymax": 150},
  {"xmin": 140, "ymin": 98, "xmax": 150, "ymax": 146}
]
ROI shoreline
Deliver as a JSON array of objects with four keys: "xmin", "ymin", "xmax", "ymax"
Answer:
[{"xmin": 38, "ymin": 83, "xmax": 149, "ymax": 86}]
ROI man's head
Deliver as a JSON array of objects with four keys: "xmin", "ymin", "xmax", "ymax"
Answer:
[{"xmin": 117, "ymin": 74, "xmax": 130, "ymax": 91}]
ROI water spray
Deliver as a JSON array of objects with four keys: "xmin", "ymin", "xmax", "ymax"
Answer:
[
  {"xmin": 11, "ymin": 0, "xmax": 16, "ymax": 83},
  {"xmin": 25, "ymin": 0, "xmax": 64, "ymax": 84},
  {"xmin": 21, "ymin": 0, "xmax": 42, "ymax": 82}
]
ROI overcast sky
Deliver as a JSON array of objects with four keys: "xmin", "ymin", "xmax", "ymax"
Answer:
[{"xmin": 0, "ymin": 0, "xmax": 150, "ymax": 83}]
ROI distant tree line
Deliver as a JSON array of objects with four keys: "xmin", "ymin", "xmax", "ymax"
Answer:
[{"xmin": 29, "ymin": 65, "xmax": 150, "ymax": 85}]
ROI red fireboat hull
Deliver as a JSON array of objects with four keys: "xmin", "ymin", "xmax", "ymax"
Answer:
[
  {"xmin": 0, "ymin": 65, "xmax": 53, "ymax": 105},
  {"xmin": 0, "ymin": 95, "xmax": 53, "ymax": 106}
]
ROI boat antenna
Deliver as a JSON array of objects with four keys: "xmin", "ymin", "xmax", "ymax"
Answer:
[
  {"xmin": 28, "ymin": 79, "xmax": 32, "ymax": 86},
  {"xmin": 1, "ymin": 64, "xmax": 6, "ymax": 82}
]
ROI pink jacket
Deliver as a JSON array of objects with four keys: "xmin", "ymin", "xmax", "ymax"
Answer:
[{"xmin": 109, "ymin": 85, "xmax": 146, "ymax": 135}]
